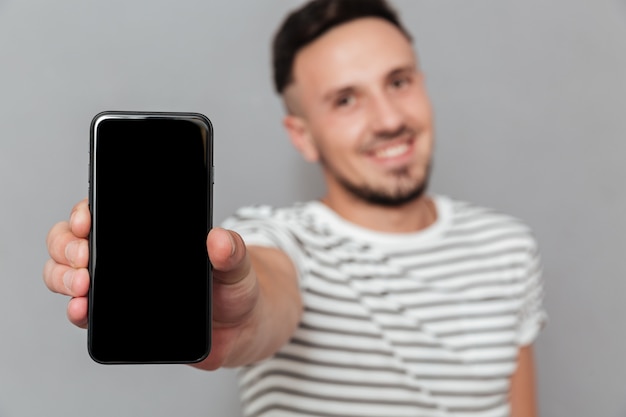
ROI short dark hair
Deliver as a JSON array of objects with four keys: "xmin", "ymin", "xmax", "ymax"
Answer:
[{"xmin": 272, "ymin": 0, "xmax": 412, "ymax": 94}]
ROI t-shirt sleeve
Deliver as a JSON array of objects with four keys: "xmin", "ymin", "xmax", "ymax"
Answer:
[{"xmin": 517, "ymin": 234, "xmax": 548, "ymax": 346}]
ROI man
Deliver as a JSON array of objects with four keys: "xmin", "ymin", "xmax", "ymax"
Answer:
[{"xmin": 43, "ymin": 0, "xmax": 546, "ymax": 416}]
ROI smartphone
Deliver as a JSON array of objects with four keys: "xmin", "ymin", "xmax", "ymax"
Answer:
[{"xmin": 88, "ymin": 111, "xmax": 213, "ymax": 364}]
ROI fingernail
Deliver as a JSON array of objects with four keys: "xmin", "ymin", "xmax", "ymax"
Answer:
[
  {"xmin": 63, "ymin": 269, "xmax": 74, "ymax": 292},
  {"xmin": 228, "ymin": 232, "xmax": 236, "ymax": 257},
  {"xmin": 69, "ymin": 209, "xmax": 77, "ymax": 228},
  {"xmin": 65, "ymin": 241, "xmax": 77, "ymax": 265}
]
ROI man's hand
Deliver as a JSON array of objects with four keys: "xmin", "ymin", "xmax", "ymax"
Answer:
[
  {"xmin": 43, "ymin": 199, "xmax": 91, "ymax": 328},
  {"xmin": 43, "ymin": 199, "xmax": 302, "ymax": 370},
  {"xmin": 197, "ymin": 228, "xmax": 303, "ymax": 369}
]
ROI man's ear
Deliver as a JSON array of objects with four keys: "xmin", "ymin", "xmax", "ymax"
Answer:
[{"xmin": 283, "ymin": 114, "xmax": 319, "ymax": 163}]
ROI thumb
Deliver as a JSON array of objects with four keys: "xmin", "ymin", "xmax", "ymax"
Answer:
[{"xmin": 207, "ymin": 227, "xmax": 251, "ymax": 285}]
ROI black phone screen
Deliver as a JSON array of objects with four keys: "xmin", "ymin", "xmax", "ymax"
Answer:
[{"xmin": 88, "ymin": 112, "xmax": 212, "ymax": 364}]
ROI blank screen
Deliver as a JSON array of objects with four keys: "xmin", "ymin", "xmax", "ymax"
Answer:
[{"xmin": 88, "ymin": 116, "xmax": 211, "ymax": 364}]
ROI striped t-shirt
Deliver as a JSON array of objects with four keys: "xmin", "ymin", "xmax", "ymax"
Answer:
[{"xmin": 221, "ymin": 195, "xmax": 546, "ymax": 417}]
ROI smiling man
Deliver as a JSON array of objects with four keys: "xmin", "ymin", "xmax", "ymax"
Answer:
[
  {"xmin": 43, "ymin": 1, "xmax": 546, "ymax": 416},
  {"xmin": 281, "ymin": 15, "xmax": 435, "ymax": 229}
]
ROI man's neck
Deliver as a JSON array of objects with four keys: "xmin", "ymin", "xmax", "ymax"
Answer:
[{"xmin": 320, "ymin": 193, "xmax": 437, "ymax": 234}]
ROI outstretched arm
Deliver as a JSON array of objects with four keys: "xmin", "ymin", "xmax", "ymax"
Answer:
[{"xmin": 196, "ymin": 230, "xmax": 303, "ymax": 369}]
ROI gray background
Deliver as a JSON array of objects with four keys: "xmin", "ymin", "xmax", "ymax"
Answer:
[{"xmin": 1, "ymin": 0, "xmax": 625, "ymax": 416}]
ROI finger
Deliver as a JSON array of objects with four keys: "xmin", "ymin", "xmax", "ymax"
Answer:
[
  {"xmin": 67, "ymin": 297, "xmax": 88, "ymax": 329},
  {"xmin": 207, "ymin": 228, "xmax": 251, "ymax": 286},
  {"xmin": 46, "ymin": 221, "xmax": 89, "ymax": 268},
  {"xmin": 69, "ymin": 198, "xmax": 91, "ymax": 238},
  {"xmin": 43, "ymin": 258, "xmax": 90, "ymax": 297},
  {"xmin": 208, "ymin": 228, "xmax": 259, "ymax": 326},
  {"xmin": 45, "ymin": 199, "xmax": 91, "ymax": 267}
]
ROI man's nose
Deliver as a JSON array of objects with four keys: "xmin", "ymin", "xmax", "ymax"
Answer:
[{"xmin": 369, "ymin": 93, "xmax": 404, "ymax": 134}]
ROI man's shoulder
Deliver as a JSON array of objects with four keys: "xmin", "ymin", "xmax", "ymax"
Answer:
[
  {"xmin": 228, "ymin": 201, "xmax": 313, "ymax": 218},
  {"xmin": 441, "ymin": 195, "xmax": 538, "ymax": 241},
  {"xmin": 220, "ymin": 201, "xmax": 327, "ymax": 258},
  {"xmin": 220, "ymin": 201, "xmax": 318, "ymax": 228}
]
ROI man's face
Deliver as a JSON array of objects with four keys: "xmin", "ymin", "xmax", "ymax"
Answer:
[{"xmin": 284, "ymin": 17, "xmax": 434, "ymax": 207}]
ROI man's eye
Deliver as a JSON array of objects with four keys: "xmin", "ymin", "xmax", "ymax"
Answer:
[
  {"xmin": 335, "ymin": 95, "xmax": 355, "ymax": 107},
  {"xmin": 391, "ymin": 77, "xmax": 410, "ymax": 89}
]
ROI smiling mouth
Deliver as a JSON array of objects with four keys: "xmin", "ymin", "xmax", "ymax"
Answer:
[
  {"xmin": 368, "ymin": 138, "xmax": 414, "ymax": 160},
  {"xmin": 373, "ymin": 142, "xmax": 410, "ymax": 158}
]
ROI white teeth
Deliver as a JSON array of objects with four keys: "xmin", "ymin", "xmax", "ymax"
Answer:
[{"xmin": 374, "ymin": 143, "xmax": 409, "ymax": 158}]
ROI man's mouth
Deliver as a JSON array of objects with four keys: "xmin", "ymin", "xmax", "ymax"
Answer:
[
  {"xmin": 372, "ymin": 141, "xmax": 411, "ymax": 159},
  {"xmin": 367, "ymin": 138, "xmax": 415, "ymax": 161}
]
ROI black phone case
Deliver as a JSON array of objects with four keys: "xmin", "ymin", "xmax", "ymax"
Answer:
[{"xmin": 88, "ymin": 111, "xmax": 213, "ymax": 364}]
